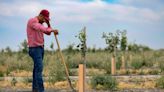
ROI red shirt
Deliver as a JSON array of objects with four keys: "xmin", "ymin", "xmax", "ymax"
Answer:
[{"xmin": 27, "ymin": 17, "xmax": 52, "ymax": 47}]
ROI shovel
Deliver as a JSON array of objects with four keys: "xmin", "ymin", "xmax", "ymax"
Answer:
[{"xmin": 54, "ymin": 33, "xmax": 76, "ymax": 92}]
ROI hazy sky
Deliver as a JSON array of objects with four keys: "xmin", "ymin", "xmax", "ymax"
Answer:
[{"xmin": 0, "ymin": 0, "xmax": 164, "ymax": 50}]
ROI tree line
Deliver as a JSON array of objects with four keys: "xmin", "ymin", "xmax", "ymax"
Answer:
[{"xmin": 0, "ymin": 30, "xmax": 152, "ymax": 54}]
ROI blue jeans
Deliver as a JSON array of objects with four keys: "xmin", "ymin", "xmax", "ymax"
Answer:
[{"xmin": 29, "ymin": 46, "xmax": 44, "ymax": 92}]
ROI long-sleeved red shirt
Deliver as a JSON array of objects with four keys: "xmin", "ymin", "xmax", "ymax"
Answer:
[{"xmin": 27, "ymin": 17, "xmax": 52, "ymax": 47}]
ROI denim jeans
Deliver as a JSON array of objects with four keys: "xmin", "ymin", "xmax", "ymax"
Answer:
[{"xmin": 29, "ymin": 46, "xmax": 44, "ymax": 92}]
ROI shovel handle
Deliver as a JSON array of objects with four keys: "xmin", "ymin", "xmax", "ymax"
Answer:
[
  {"xmin": 54, "ymin": 33, "xmax": 75, "ymax": 91},
  {"xmin": 54, "ymin": 33, "xmax": 69, "ymax": 76}
]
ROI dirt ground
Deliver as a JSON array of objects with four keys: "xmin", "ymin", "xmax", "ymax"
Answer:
[
  {"xmin": 1, "ymin": 88, "xmax": 164, "ymax": 92},
  {"xmin": 0, "ymin": 75, "xmax": 163, "ymax": 92}
]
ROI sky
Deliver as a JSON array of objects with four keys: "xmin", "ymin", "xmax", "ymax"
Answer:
[{"xmin": 0, "ymin": 0, "xmax": 164, "ymax": 51}]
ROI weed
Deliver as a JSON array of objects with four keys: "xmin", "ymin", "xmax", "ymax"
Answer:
[{"xmin": 91, "ymin": 75, "xmax": 118, "ymax": 90}]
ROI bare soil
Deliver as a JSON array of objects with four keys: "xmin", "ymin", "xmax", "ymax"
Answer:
[{"xmin": 0, "ymin": 88, "xmax": 164, "ymax": 92}]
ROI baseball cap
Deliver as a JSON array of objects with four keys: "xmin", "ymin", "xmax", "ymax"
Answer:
[{"xmin": 40, "ymin": 9, "xmax": 50, "ymax": 21}]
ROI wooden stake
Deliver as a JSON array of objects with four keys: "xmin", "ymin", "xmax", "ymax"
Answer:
[
  {"xmin": 121, "ymin": 55, "xmax": 125, "ymax": 70},
  {"xmin": 111, "ymin": 57, "xmax": 116, "ymax": 75},
  {"xmin": 78, "ymin": 64, "xmax": 85, "ymax": 92}
]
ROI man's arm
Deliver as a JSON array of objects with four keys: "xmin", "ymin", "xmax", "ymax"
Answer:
[
  {"xmin": 45, "ymin": 20, "xmax": 58, "ymax": 35},
  {"xmin": 31, "ymin": 22, "xmax": 52, "ymax": 35}
]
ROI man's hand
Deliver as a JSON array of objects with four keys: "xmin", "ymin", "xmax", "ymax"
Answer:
[
  {"xmin": 52, "ymin": 29, "xmax": 59, "ymax": 35},
  {"xmin": 46, "ymin": 20, "xmax": 51, "ymax": 27}
]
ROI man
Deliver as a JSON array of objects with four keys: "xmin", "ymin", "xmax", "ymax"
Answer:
[{"xmin": 26, "ymin": 9, "xmax": 58, "ymax": 92}]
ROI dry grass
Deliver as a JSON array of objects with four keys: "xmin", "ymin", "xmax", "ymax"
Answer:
[
  {"xmin": 0, "ymin": 50, "xmax": 164, "ymax": 90},
  {"xmin": 118, "ymin": 81, "xmax": 156, "ymax": 89},
  {"xmin": 9, "ymin": 70, "xmax": 32, "ymax": 77}
]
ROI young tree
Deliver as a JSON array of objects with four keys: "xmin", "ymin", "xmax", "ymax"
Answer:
[
  {"xmin": 50, "ymin": 42, "xmax": 54, "ymax": 54},
  {"xmin": 102, "ymin": 30, "xmax": 120, "ymax": 53},
  {"xmin": 1, "ymin": 49, "xmax": 4, "ymax": 53},
  {"xmin": 76, "ymin": 27, "xmax": 87, "ymax": 92},
  {"xmin": 120, "ymin": 30, "xmax": 127, "ymax": 51},
  {"xmin": 120, "ymin": 30, "xmax": 127, "ymax": 70},
  {"xmin": 50, "ymin": 42, "xmax": 54, "ymax": 50},
  {"xmin": 102, "ymin": 30, "xmax": 121, "ymax": 75},
  {"xmin": 76, "ymin": 27, "xmax": 87, "ymax": 64},
  {"xmin": 5, "ymin": 46, "xmax": 12, "ymax": 56},
  {"xmin": 20, "ymin": 39, "xmax": 28, "ymax": 53}
]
